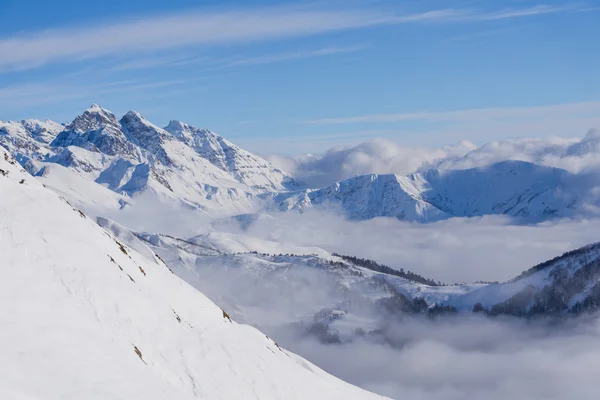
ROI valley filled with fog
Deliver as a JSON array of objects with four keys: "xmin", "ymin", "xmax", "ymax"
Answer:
[{"xmin": 136, "ymin": 210, "xmax": 600, "ymax": 400}]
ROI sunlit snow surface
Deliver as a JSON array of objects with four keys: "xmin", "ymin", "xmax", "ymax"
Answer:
[{"xmin": 0, "ymin": 148, "xmax": 386, "ymax": 399}]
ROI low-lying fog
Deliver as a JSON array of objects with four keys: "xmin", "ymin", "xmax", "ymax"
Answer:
[{"xmin": 102, "ymin": 198, "xmax": 600, "ymax": 400}]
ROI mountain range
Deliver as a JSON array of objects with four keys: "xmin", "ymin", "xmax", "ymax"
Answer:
[
  {"xmin": 1, "ymin": 104, "xmax": 295, "ymax": 218},
  {"xmin": 1, "ymin": 104, "xmax": 595, "ymax": 223},
  {"xmin": 275, "ymin": 161, "xmax": 579, "ymax": 221}
]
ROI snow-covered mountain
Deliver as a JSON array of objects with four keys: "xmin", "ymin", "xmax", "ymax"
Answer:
[
  {"xmin": 276, "ymin": 161, "xmax": 577, "ymax": 222},
  {"xmin": 165, "ymin": 120, "xmax": 298, "ymax": 191},
  {"xmin": 1, "ymin": 105, "xmax": 297, "ymax": 217},
  {"xmin": 52, "ymin": 104, "xmax": 136, "ymax": 157},
  {"xmin": 444, "ymin": 242, "xmax": 600, "ymax": 316},
  {"xmin": 0, "ymin": 147, "xmax": 386, "ymax": 400},
  {"xmin": 275, "ymin": 173, "xmax": 448, "ymax": 222},
  {"xmin": 0, "ymin": 118, "xmax": 63, "ymax": 172},
  {"xmin": 2, "ymin": 105, "xmax": 597, "ymax": 224}
]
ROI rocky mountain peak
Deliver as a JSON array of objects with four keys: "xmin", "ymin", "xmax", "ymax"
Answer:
[
  {"xmin": 165, "ymin": 119, "xmax": 188, "ymax": 133},
  {"xmin": 120, "ymin": 110, "xmax": 172, "ymax": 164},
  {"xmin": 51, "ymin": 105, "xmax": 132, "ymax": 157},
  {"xmin": 66, "ymin": 104, "xmax": 120, "ymax": 133},
  {"xmin": 165, "ymin": 119, "xmax": 215, "ymax": 141}
]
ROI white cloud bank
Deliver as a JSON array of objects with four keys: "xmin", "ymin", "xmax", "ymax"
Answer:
[
  {"xmin": 437, "ymin": 128, "xmax": 600, "ymax": 173},
  {"xmin": 195, "ymin": 210, "xmax": 600, "ymax": 400},
  {"xmin": 268, "ymin": 128, "xmax": 600, "ymax": 188},
  {"xmin": 176, "ymin": 229, "xmax": 600, "ymax": 400},
  {"xmin": 216, "ymin": 210, "xmax": 600, "ymax": 283},
  {"xmin": 285, "ymin": 314, "xmax": 600, "ymax": 400},
  {"xmin": 267, "ymin": 139, "xmax": 477, "ymax": 188}
]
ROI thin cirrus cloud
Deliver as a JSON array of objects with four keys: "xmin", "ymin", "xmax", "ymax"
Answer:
[
  {"xmin": 0, "ymin": 79, "xmax": 193, "ymax": 109},
  {"xmin": 0, "ymin": 7, "xmax": 449, "ymax": 71},
  {"xmin": 307, "ymin": 101, "xmax": 600, "ymax": 125},
  {"xmin": 222, "ymin": 45, "xmax": 366, "ymax": 67},
  {"xmin": 107, "ymin": 55, "xmax": 205, "ymax": 71},
  {"xmin": 0, "ymin": 4, "xmax": 585, "ymax": 71},
  {"xmin": 108, "ymin": 45, "xmax": 366, "ymax": 72},
  {"xmin": 462, "ymin": 4, "xmax": 567, "ymax": 20}
]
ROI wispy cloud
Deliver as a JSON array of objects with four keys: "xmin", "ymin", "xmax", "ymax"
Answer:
[
  {"xmin": 445, "ymin": 25, "xmax": 527, "ymax": 43},
  {"xmin": 464, "ymin": 5, "xmax": 567, "ymax": 21},
  {"xmin": 0, "ymin": 4, "xmax": 585, "ymax": 72},
  {"xmin": 0, "ymin": 6, "xmax": 439, "ymax": 71},
  {"xmin": 106, "ymin": 45, "xmax": 366, "ymax": 72},
  {"xmin": 307, "ymin": 101, "xmax": 600, "ymax": 125},
  {"xmin": 0, "ymin": 79, "xmax": 195, "ymax": 110},
  {"xmin": 107, "ymin": 55, "xmax": 205, "ymax": 71},
  {"xmin": 223, "ymin": 45, "xmax": 366, "ymax": 67},
  {"xmin": 574, "ymin": 6, "xmax": 600, "ymax": 12}
]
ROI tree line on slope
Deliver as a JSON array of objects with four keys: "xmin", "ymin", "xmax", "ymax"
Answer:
[{"xmin": 332, "ymin": 253, "xmax": 442, "ymax": 286}]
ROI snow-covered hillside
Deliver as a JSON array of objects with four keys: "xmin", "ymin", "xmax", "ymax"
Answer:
[
  {"xmin": 93, "ymin": 219, "xmax": 479, "ymax": 345},
  {"xmin": 107, "ymin": 208, "xmax": 600, "ymax": 328},
  {"xmin": 276, "ymin": 161, "xmax": 577, "ymax": 222},
  {"xmin": 444, "ymin": 242, "xmax": 600, "ymax": 316},
  {"xmin": 0, "ymin": 147, "xmax": 386, "ymax": 400}
]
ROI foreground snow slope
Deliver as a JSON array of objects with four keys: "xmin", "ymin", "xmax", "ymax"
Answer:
[{"xmin": 0, "ymin": 148, "xmax": 385, "ymax": 400}]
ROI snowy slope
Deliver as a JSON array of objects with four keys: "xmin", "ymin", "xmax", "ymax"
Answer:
[
  {"xmin": 165, "ymin": 120, "xmax": 297, "ymax": 191},
  {"xmin": 276, "ymin": 161, "xmax": 576, "ymax": 222},
  {"xmin": 445, "ymin": 242, "xmax": 600, "ymax": 315},
  {"xmin": 423, "ymin": 161, "xmax": 572, "ymax": 218},
  {"xmin": 0, "ymin": 148, "xmax": 386, "ymax": 400},
  {"xmin": 35, "ymin": 162, "xmax": 132, "ymax": 212},
  {"xmin": 95, "ymin": 222, "xmax": 478, "ymax": 343}
]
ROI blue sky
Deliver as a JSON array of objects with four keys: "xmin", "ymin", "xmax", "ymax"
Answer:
[{"xmin": 1, "ymin": 0, "xmax": 599, "ymax": 154}]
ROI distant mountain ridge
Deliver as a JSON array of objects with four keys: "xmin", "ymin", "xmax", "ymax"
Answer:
[
  {"xmin": 276, "ymin": 160, "xmax": 577, "ymax": 222},
  {"xmin": 0, "ymin": 104, "xmax": 593, "ymax": 223}
]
